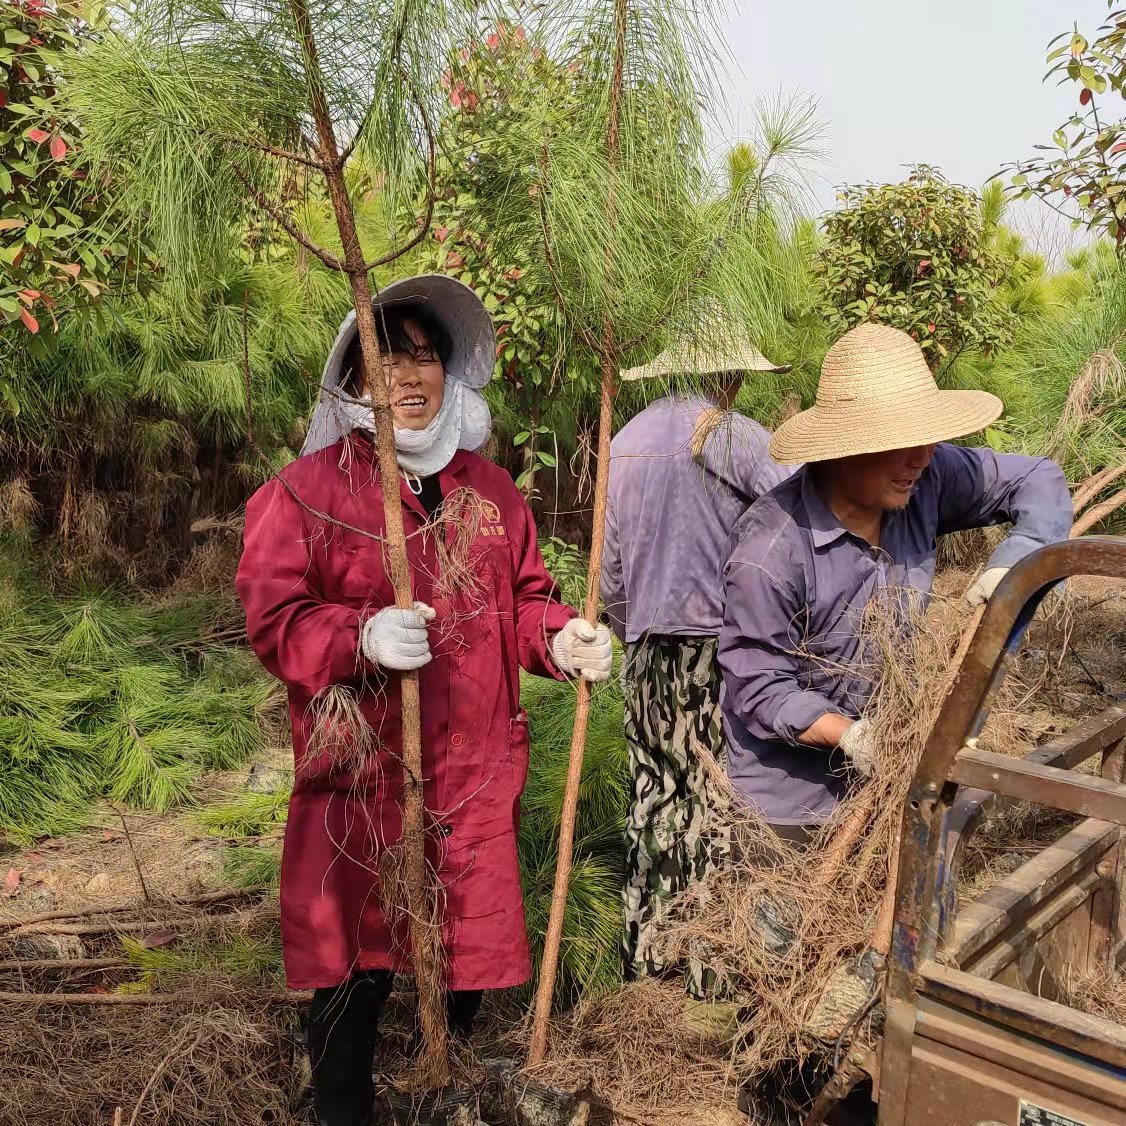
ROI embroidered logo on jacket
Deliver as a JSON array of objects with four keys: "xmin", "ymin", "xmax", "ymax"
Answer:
[{"xmin": 480, "ymin": 499, "xmax": 507, "ymax": 537}]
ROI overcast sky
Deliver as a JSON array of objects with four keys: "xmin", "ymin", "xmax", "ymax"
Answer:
[{"xmin": 711, "ymin": 0, "xmax": 1111, "ymax": 255}]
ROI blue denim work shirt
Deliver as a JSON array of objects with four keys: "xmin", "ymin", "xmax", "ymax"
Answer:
[
  {"xmin": 718, "ymin": 444, "xmax": 1073, "ymax": 825},
  {"xmin": 601, "ymin": 395, "xmax": 794, "ymax": 642}
]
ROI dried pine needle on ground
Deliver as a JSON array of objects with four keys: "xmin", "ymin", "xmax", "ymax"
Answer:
[
  {"xmin": 0, "ymin": 996, "xmax": 305, "ymax": 1126},
  {"xmin": 517, "ymin": 978, "xmax": 739, "ymax": 1119},
  {"xmin": 0, "ymin": 896, "xmax": 302, "ymax": 1126}
]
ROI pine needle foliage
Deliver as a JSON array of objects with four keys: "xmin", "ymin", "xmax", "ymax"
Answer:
[
  {"xmin": 448, "ymin": 5, "xmax": 812, "ymax": 391},
  {"xmin": 65, "ymin": 0, "xmax": 465, "ymax": 282},
  {"xmin": 0, "ymin": 581, "xmax": 274, "ymax": 844},
  {"xmin": 519, "ymin": 665, "xmax": 628, "ymax": 1002},
  {"xmin": 223, "ymin": 845, "xmax": 284, "ymax": 890},
  {"xmin": 944, "ymin": 248, "xmax": 1126, "ymax": 495},
  {"xmin": 198, "ymin": 789, "xmax": 291, "ymax": 838},
  {"xmin": 0, "ymin": 252, "xmax": 339, "ymax": 582},
  {"xmin": 121, "ymin": 928, "xmax": 285, "ymax": 990}
]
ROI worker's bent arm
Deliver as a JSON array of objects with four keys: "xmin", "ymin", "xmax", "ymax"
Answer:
[
  {"xmin": 719, "ymin": 557, "xmax": 844, "ymax": 747},
  {"xmin": 933, "ymin": 444, "xmax": 1072, "ymax": 568},
  {"xmin": 798, "ymin": 711, "xmax": 855, "ymax": 748},
  {"xmin": 237, "ymin": 477, "xmax": 373, "ymax": 697}
]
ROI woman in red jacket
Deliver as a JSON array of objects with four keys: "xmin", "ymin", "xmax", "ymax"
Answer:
[{"xmin": 236, "ymin": 275, "xmax": 612, "ymax": 1126}]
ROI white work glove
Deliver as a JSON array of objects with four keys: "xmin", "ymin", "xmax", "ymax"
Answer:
[
  {"xmin": 838, "ymin": 718, "xmax": 876, "ymax": 778},
  {"xmin": 964, "ymin": 567, "xmax": 1008, "ymax": 607},
  {"xmin": 360, "ymin": 603, "xmax": 436, "ymax": 671},
  {"xmin": 551, "ymin": 619, "xmax": 613, "ymax": 683}
]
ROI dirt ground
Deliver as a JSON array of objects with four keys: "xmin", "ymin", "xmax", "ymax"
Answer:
[{"xmin": 0, "ymin": 747, "xmax": 292, "ymax": 925}]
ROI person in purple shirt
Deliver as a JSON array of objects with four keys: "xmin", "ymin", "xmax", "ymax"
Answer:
[
  {"xmin": 601, "ymin": 341, "xmax": 794, "ymax": 1004},
  {"xmin": 720, "ymin": 323, "xmax": 1073, "ymax": 839}
]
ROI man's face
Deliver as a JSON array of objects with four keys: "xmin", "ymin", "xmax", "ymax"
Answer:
[
  {"xmin": 361, "ymin": 318, "xmax": 446, "ymax": 430},
  {"xmin": 836, "ymin": 445, "xmax": 937, "ymax": 511}
]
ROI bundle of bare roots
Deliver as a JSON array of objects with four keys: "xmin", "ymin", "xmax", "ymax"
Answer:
[
  {"xmin": 421, "ymin": 485, "xmax": 492, "ymax": 602},
  {"xmin": 648, "ymin": 591, "xmax": 1017, "ymax": 1081},
  {"xmin": 305, "ymin": 682, "xmax": 379, "ymax": 775},
  {"xmin": 1054, "ymin": 345, "xmax": 1126, "ymax": 451},
  {"xmin": 376, "ymin": 834, "xmax": 450, "ymax": 1094},
  {"xmin": 530, "ymin": 577, "xmax": 1125, "ymax": 1115}
]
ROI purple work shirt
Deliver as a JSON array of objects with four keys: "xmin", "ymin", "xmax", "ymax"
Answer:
[
  {"xmin": 719, "ymin": 444, "xmax": 1072, "ymax": 825},
  {"xmin": 601, "ymin": 395, "xmax": 794, "ymax": 641}
]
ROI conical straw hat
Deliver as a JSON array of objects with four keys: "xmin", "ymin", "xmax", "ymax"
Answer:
[
  {"xmin": 620, "ymin": 340, "xmax": 788, "ymax": 381},
  {"xmin": 768, "ymin": 323, "xmax": 1003, "ymax": 465}
]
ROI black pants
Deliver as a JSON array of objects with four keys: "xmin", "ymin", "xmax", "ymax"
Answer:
[{"xmin": 307, "ymin": 970, "xmax": 483, "ymax": 1126}]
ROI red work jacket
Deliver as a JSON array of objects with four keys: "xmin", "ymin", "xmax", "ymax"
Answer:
[{"xmin": 236, "ymin": 435, "xmax": 575, "ymax": 990}]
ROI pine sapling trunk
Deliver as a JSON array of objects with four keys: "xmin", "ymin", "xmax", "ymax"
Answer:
[
  {"xmin": 528, "ymin": 0, "xmax": 627, "ymax": 1065},
  {"xmin": 290, "ymin": 0, "xmax": 448, "ymax": 1087},
  {"xmin": 528, "ymin": 350, "xmax": 616, "ymax": 1063}
]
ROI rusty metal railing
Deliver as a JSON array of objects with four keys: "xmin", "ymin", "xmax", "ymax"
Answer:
[{"xmin": 880, "ymin": 536, "xmax": 1126, "ymax": 1119}]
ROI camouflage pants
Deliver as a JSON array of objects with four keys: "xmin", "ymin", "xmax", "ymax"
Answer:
[{"xmin": 621, "ymin": 635, "xmax": 732, "ymax": 1000}]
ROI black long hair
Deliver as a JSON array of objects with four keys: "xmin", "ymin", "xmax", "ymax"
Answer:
[{"xmin": 342, "ymin": 303, "xmax": 454, "ymax": 394}]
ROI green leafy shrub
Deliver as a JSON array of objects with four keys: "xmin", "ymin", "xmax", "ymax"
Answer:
[
  {"xmin": 0, "ymin": 0, "xmax": 140, "ymax": 366},
  {"xmin": 1001, "ymin": 11, "xmax": 1126, "ymax": 249},
  {"xmin": 814, "ymin": 164, "xmax": 1015, "ymax": 367},
  {"xmin": 539, "ymin": 537, "xmax": 589, "ymax": 612}
]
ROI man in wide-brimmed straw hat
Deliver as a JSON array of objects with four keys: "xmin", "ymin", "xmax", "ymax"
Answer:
[
  {"xmin": 602, "ymin": 335, "xmax": 793, "ymax": 1010},
  {"xmin": 719, "ymin": 323, "xmax": 1072, "ymax": 838}
]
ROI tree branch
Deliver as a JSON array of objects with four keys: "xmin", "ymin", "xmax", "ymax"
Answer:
[
  {"xmin": 227, "ymin": 162, "xmax": 345, "ymax": 271},
  {"xmin": 1071, "ymin": 484, "xmax": 1126, "ymax": 536},
  {"xmin": 220, "ymin": 134, "xmax": 324, "ymax": 171}
]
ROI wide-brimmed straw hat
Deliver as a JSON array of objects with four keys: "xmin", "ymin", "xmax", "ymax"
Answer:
[
  {"xmin": 768, "ymin": 323, "xmax": 1003, "ymax": 465},
  {"xmin": 620, "ymin": 340, "xmax": 789, "ymax": 382}
]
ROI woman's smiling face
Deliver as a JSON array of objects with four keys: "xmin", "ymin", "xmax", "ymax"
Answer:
[{"xmin": 360, "ymin": 317, "xmax": 446, "ymax": 430}]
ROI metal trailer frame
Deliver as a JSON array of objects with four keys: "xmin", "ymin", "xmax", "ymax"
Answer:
[{"xmin": 879, "ymin": 536, "xmax": 1126, "ymax": 1126}]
